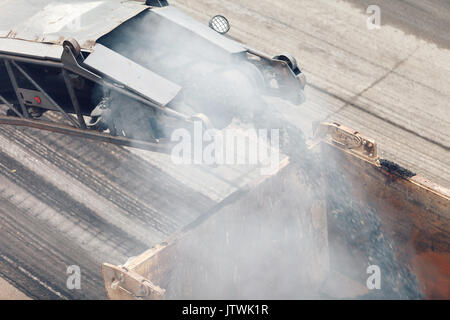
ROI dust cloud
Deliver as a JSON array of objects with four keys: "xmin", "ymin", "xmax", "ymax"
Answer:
[{"xmin": 96, "ymin": 6, "xmax": 421, "ymax": 299}]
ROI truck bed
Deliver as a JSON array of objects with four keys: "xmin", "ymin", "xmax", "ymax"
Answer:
[{"xmin": 102, "ymin": 124, "xmax": 450, "ymax": 299}]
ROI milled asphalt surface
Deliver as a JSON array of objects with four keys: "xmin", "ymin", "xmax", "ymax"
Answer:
[
  {"xmin": 0, "ymin": 0, "xmax": 449, "ymax": 299},
  {"xmin": 172, "ymin": 0, "xmax": 450, "ymax": 187}
]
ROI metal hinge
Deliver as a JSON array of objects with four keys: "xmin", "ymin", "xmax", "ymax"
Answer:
[{"xmin": 313, "ymin": 122, "xmax": 378, "ymax": 159}]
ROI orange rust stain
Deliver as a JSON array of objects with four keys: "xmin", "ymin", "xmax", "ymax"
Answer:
[{"xmin": 412, "ymin": 252, "xmax": 450, "ymax": 299}]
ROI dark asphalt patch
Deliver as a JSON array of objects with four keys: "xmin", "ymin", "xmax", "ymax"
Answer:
[{"xmin": 379, "ymin": 159, "xmax": 416, "ymax": 178}]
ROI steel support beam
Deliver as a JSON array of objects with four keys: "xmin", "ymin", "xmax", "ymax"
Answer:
[
  {"xmin": 4, "ymin": 60, "xmax": 30, "ymax": 118},
  {"xmin": 11, "ymin": 60, "xmax": 80, "ymax": 128},
  {"xmin": 0, "ymin": 93, "xmax": 24, "ymax": 118},
  {"xmin": 0, "ymin": 116, "xmax": 170, "ymax": 153},
  {"xmin": 62, "ymin": 69, "xmax": 86, "ymax": 129}
]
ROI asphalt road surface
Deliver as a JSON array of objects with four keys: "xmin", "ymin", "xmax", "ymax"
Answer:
[
  {"xmin": 172, "ymin": 0, "xmax": 450, "ymax": 187},
  {"xmin": 0, "ymin": 0, "xmax": 449, "ymax": 299}
]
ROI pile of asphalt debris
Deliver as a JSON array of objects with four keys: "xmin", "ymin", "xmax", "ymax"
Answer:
[
  {"xmin": 326, "ymin": 161, "xmax": 422, "ymax": 299},
  {"xmin": 162, "ymin": 112, "xmax": 422, "ymax": 299},
  {"xmin": 379, "ymin": 159, "xmax": 416, "ymax": 178}
]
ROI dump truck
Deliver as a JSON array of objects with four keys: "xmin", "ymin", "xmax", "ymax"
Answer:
[{"xmin": 102, "ymin": 122, "xmax": 450, "ymax": 299}]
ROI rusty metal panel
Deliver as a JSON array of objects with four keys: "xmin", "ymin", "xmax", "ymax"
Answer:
[
  {"xmin": 322, "ymin": 142, "xmax": 450, "ymax": 299},
  {"xmin": 84, "ymin": 44, "xmax": 181, "ymax": 106},
  {"xmin": 0, "ymin": 0, "xmax": 149, "ymax": 50}
]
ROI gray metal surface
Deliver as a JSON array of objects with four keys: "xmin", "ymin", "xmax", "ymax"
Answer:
[
  {"xmin": 84, "ymin": 44, "xmax": 181, "ymax": 106},
  {"xmin": 0, "ymin": 38, "xmax": 62, "ymax": 60},
  {"xmin": 0, "ymin": 0, "xmax": 149, "ymax": 50},
  {"xmin": 152, "ymin": 6, "xmax": 246, "ymax": 55},
  {"xmin": 18, "ymin": 88, "xmax": 57, "ymax": 111}
]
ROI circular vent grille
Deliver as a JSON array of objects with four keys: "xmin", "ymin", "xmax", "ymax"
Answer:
[{"xmin": 209, "ymin": 15, "xmax": 230, "ymax": 34}]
